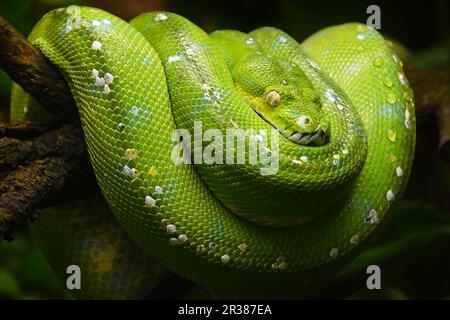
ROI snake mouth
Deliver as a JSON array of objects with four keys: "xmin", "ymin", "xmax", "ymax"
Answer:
[
  {"xmin": 288, "ymin": 127, "xmax": 329, "ymax": 146},
  {"xmin": 244, "ymin": 100, "xmax": 329, "ymax": 146}
]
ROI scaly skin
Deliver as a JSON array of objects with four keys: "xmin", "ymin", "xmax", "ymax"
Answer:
[{"xmin": 11, "ymin": 6, "xmax": 415, "ymax": 297}]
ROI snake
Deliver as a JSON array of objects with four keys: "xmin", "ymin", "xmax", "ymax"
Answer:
[{"xmin": 9, "ymin": 6, "xmax": 415, "ymax": 298}]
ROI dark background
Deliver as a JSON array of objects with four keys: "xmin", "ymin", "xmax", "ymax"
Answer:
[{"xmin": 0, "ymin": 0, "xmax": 449, "ymax": 299}]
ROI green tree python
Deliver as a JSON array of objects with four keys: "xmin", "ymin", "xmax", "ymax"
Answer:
[{"xmin": 9, "ymin": 6, "xmax": 415, "ymax": 298}]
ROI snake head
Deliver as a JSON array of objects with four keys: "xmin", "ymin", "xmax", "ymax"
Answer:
[{"xmin": 233, "ymin": 55, "xmax": 329, "ymax": 146}]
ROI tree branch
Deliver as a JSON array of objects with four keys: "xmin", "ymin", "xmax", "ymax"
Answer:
[
  {"xmin": 0, "ymin": 125, "xmax": 85, "ymax": 175},
  {"xmin": 0, "ymin": 125, "xmax": 87, "ymax": 240},
  {"xmin": 0, "ymin": 122, "xmax": 50, "ymax": 139},
  {"xmin": 0, "ymin": 16, "xmax": 85, "ymax": 240},
  {"xmin": 0, "ymin": 15, "xmax": 77, "ymax": 122},
  {"xmin": 405, "ymin": 65, "xmax": 450, "ymax": 161}
]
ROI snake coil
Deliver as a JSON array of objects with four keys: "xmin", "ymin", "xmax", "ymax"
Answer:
[{"xmin": 10, "ymin": 6, "xmax": 415, "ymax": 298}]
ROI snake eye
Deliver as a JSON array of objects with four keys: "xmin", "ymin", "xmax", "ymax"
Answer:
[
  {"xmin": 297, "ymin": 115, "xmax": 311, "ymax": 128},
  {"xmin": 266, "ymin": 90, "xmax": 281, "ymax": 107}
]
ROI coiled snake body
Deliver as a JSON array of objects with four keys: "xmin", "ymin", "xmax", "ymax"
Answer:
[{"xmin": 10, "ymin": 6, "xmax": 415, "ymax": 298}]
